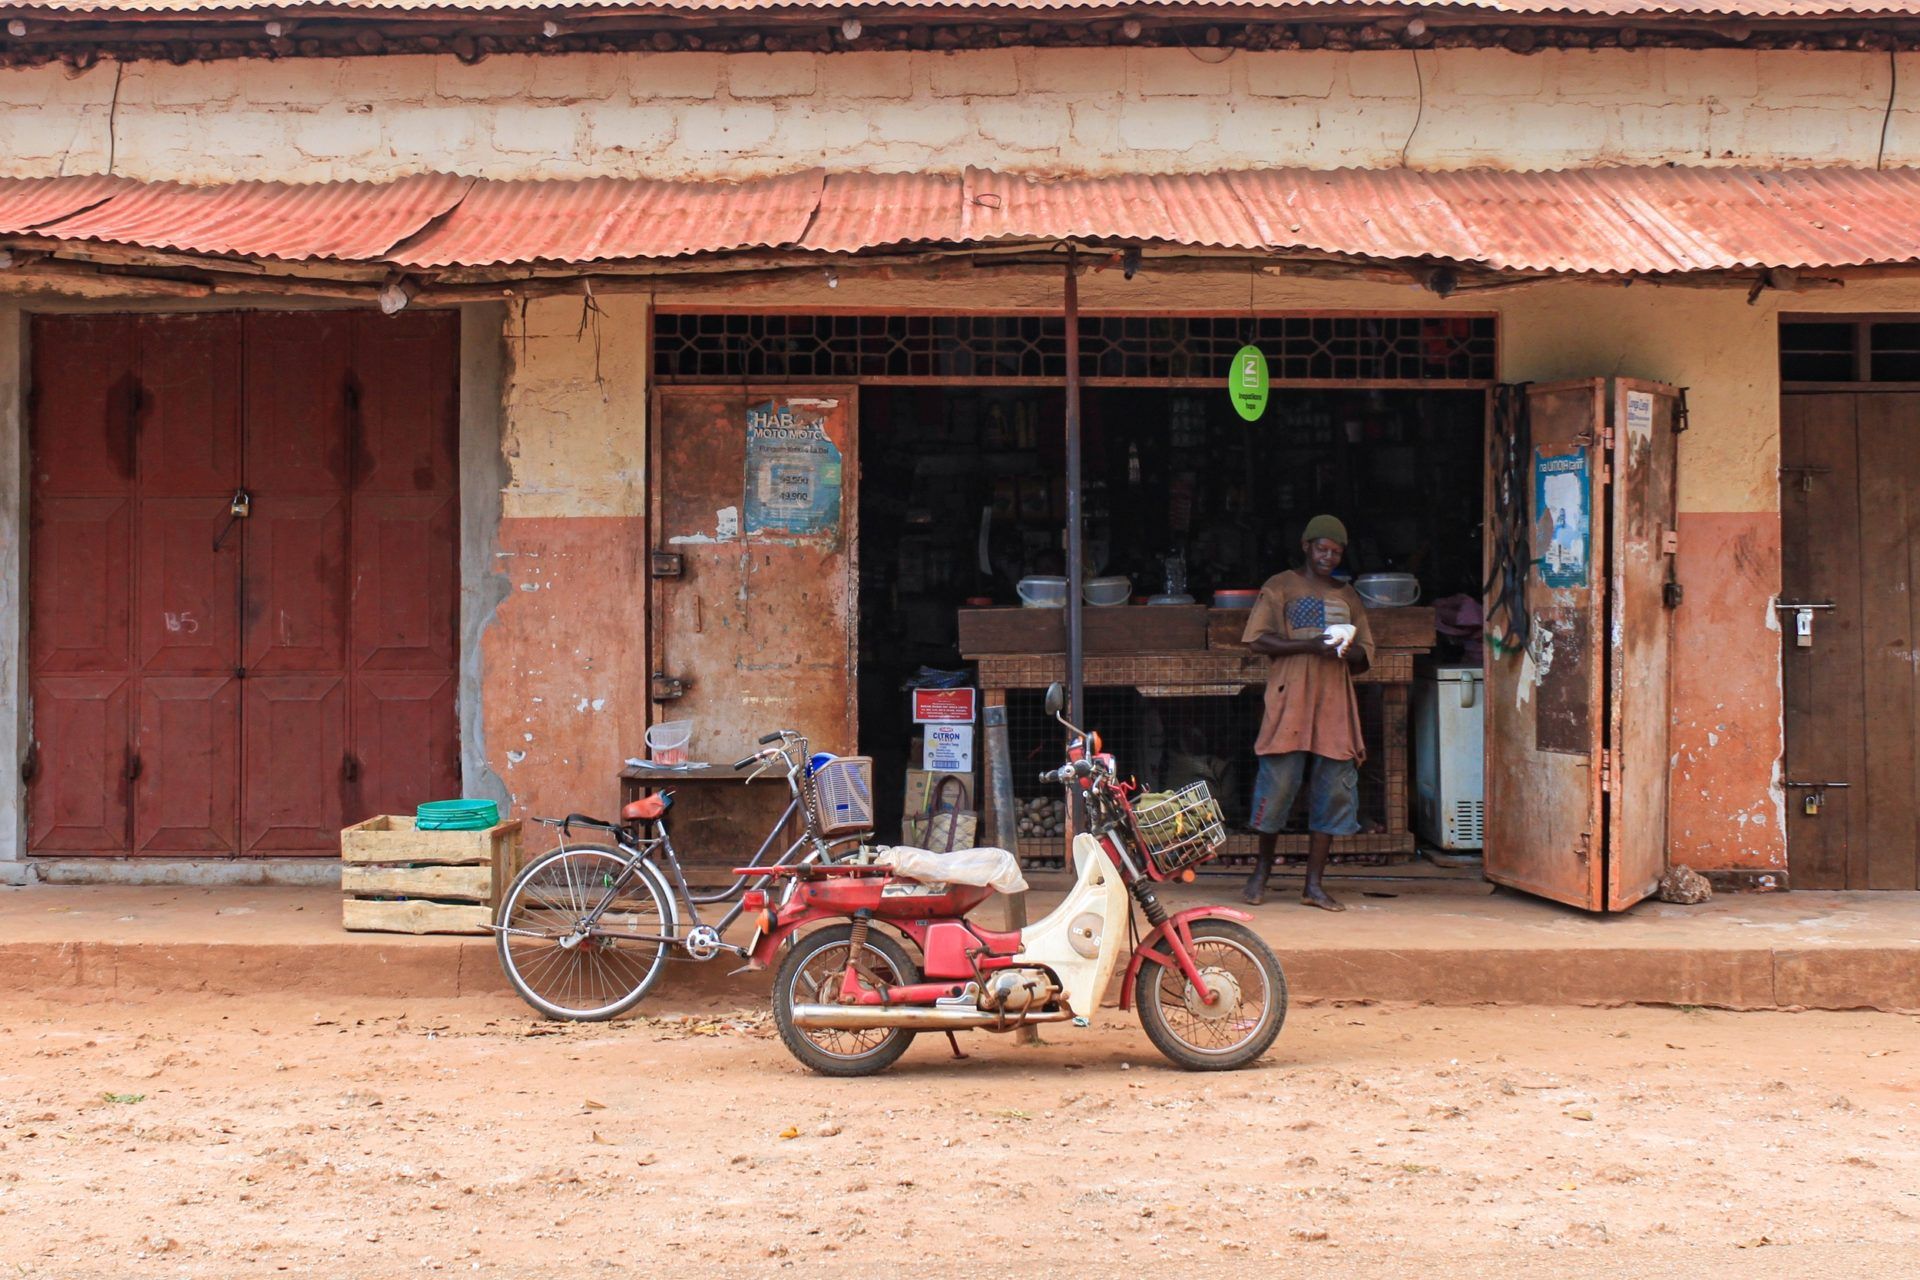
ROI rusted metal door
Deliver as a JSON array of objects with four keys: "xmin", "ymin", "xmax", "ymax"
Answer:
[
  {"xmin": 1781, "ymin": 392, "xmax": 1920, "ymax": 890},
  {"xmin": 650, "ymin": 387, "xmax": 858, "ymax": 859},
  {"xmin": 1484, "ymin": 381, "xmax": 1611, "ymax": 908},
  {"xmin": 1484, "ymin": 379, "xmax": 1679, "ymax": 910},
  {"xmin": 27, "ymin": 312, "xmax": 458, "ymax": 857},
  {"xmin": 1604, "ymin": 381, "xmax": 1681, "ymax": 910}
]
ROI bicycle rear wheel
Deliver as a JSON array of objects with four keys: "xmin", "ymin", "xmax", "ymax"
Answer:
[{"xmin": 495, "ymin": 845, "xmax": 675, "ymax": 1021}]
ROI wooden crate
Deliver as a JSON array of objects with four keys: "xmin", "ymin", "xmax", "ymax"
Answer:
[{"xmin": 339, "ymin": 815, "xmax": 524, "ymax": 936}]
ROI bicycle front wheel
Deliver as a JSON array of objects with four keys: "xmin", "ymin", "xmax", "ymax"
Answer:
[{"xmin": 495, "ymin": 845, "xmax": 675, "ymax": 1021}]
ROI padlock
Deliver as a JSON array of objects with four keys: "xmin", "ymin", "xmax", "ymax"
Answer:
[
  {"xmin": 1795, "ymin": 607, "xmax": 1814, "ymax": 649},
  {"xmin": 1803, "ymin": 790, "xmax": 1822, "ymax": 816}
]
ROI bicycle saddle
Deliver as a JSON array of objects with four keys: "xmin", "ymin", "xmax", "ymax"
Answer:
[{"xmin": 622, "ymin": 792, "xmax": 674, "ymax": 822}]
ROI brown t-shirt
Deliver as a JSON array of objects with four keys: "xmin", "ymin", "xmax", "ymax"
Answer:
[{"xmin": 1242, "ymin": 569, "xmax": 1375, "ymax": 762}]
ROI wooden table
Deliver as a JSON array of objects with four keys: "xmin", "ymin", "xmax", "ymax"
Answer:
[
  {"xmin": 964, "ymin": 606, "xmax": 1436, "ymax": 863},
  {"xmin": 618, "ymin": 762, "xmax": 799, "ymax": 870}
]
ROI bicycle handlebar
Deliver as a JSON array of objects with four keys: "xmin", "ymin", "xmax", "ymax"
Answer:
[
  {"xmin": 731, "ymin": 753, "xmax": 761, "ymax": 771},
  {"xmin": 759, "ymin": 731, "xmax": 785, "ymax": 745}
]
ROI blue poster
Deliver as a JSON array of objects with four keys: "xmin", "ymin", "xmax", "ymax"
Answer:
[
  {"xmin": 1534, "ymin": 449, "xmax": 1589, "ymax": 588},
  {"xmin": 744, "ymin": 399, "xmax": 843, "ymax": 540}
]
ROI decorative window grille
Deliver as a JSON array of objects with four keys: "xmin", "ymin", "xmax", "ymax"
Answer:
[{"xmin": 653, "ymin": 313, "xmax": 1497, "ymax": 383}]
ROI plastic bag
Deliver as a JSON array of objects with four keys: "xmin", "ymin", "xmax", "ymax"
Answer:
[{"xmin": 875, "ymin": 845, "xmax": 1028, "ymax": 895}]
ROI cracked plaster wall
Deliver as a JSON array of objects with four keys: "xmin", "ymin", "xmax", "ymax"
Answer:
[{"xmin": 0, "ymin": 47, "xmax": 1915, "ymax": 181}]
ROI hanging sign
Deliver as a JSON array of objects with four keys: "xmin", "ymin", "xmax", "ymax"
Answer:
[
  {"xmin": 1534, "ymin": 449, "xmax": 1590, "ymax": 588},
  {"xmin": 1228, "ymin": 344, "xmax": 1269, "ymax": 422}
]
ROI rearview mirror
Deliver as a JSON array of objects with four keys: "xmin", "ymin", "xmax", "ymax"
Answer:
[{"xmin": 1043, "ymin": 682, "xmax": 1065, "ymax": 718}]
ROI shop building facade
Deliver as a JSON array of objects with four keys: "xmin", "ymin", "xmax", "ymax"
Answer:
[{"xmin": 5, "ymin": 5, "xmax": 1920, "ymax": 899}]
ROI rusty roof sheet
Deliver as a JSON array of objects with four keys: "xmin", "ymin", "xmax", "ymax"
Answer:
[
  {"xmin": 10, "ymin": 165, "xmax": 1920, "ymax": 274},
  {"xmin": 28, "ymin": 171, "xmax": 473, "ymax": 261},
  {"xmin": 7, "ymin": 0, "xmax": 1920, "ymax": 16},
  {"xmin": 392, "ymin": 170, "xmax": 823, "ymax": 267},
  {"xmin": 0, "ymin": 175, "xmax": 133, "ymax": 235}
]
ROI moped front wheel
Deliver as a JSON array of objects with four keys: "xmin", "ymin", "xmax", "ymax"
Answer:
[
  {"xmin": 1136, "ymin": 919, "xmax": 1287, "ymax": 1071},
  {"xmin": 495, "ymin": 845, "xmax": 675, "ymax": 1022},
  {"xmin": 772, "ymin": 923, "xmax": 920, "ymax": 1077}
]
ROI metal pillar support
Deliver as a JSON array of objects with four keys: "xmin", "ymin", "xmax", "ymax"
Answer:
[{"xmin": 1063, "ymin": 247, "xmax": 1086, "ymax": 730}]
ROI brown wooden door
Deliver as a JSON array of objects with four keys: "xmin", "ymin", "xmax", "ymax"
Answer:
[
  {"xmin": 1484, "ymin": 378, "xmax": 1680, "ymax": 910},
  {"xmin": 26, "ymin": 312, "xmax": 458, "ymax": 857},
  {"xmin": 1781, "ymin": 392, "xmax": 1920, "ymax": 890}
]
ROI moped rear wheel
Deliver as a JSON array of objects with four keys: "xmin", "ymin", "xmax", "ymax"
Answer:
[
  {"xmin": 1136, "ymin": 919, "xmax": 1287, "ymax": 1071},
  {"xmin": 495, "ymin": 845, "xmax": 675, "ymax": 1022},
  {"xmin": 772, "ymin": 924, "xmax": 920, "ymax": 1077}
]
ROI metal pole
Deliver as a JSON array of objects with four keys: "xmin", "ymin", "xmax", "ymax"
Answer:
[{"xmin": 1063, "ymin": 247, "xmax": 1085, "ymax": 727}]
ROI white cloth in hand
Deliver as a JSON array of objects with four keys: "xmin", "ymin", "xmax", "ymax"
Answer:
[{"xmin": 1322, "ymin": 623, "xmax": 1358, "ymax": 657}]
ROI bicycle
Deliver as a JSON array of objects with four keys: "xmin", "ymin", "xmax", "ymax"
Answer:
[{"xmin": 492, "ymin": 729, "xmax": 869, "ymax": 1021}]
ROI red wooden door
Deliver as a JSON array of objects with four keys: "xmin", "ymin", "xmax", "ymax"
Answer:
[{"xmin": 27, "ymin": 312, "xmax": 459, "ymax": 857}]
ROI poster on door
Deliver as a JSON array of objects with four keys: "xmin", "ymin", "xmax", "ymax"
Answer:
[
  {"xmin": 744, "ymin": 399, "xmax": 843, "ymax": 541},
  {"xmin": 1534, "ymin": 449, "xmax": 1590, "ymax": 588}
]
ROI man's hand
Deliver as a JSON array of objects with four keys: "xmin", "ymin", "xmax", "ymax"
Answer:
[{"xmin": 1250, "ymin": 633, "xmax": 1351, "ymax": 661}]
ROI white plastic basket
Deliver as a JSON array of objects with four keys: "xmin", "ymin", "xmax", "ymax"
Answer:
[{"xmin": 809, "ymin": 756, "xmax": 875, "ymax": 837}]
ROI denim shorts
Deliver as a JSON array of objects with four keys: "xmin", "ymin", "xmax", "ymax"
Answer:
[{"xmin": 1249, "ymin": 752, "xmax": 1361, "ymax": 837}]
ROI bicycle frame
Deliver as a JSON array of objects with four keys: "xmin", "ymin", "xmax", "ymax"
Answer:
[{"xmin": 529, "ymin": 731, "xmax": 861, "ymax": 959}]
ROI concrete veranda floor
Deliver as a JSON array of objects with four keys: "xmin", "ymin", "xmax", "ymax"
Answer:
[{"xmin": 4, "ymin": 873, "xmax": 1916, "ymax": 1012}]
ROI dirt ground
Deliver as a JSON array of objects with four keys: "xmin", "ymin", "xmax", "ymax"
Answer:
[{"xmin": 0, "ymin": 991, "xmax": 1916, "ymax": 1279}]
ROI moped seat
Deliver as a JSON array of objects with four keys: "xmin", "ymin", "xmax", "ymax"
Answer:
[{"xmin": 874, "ymin": 845, "xmax": 1027, "ymax": 894}]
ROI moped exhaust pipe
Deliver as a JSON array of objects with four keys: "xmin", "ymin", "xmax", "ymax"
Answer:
[{"xmin": 791, "ymin": 1003, "xmax": 1074, "ymax": 1032}]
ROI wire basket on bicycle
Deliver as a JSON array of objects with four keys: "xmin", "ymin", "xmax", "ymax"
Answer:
[
  {"xmin": 1130, "ymin": 780, "xmax": 1228, "ymax": 877},
  {"xmin": 805, "ymin": 756, "xmax": 875, "ymax": 838}
]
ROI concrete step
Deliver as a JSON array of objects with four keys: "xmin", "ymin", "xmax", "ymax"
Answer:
[{"xmin": 3, "ymin": 881, "xmax": 1916, "ymax": 1013}]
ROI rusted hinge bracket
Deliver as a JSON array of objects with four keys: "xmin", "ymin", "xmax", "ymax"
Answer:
[
  {"xmin": 1598, "ymin": 750, "xmax": 1615, "ymax": 794},
  {"xmin": 1661, "ymin": 529, "xmax": 1679, "ymax": 555}
]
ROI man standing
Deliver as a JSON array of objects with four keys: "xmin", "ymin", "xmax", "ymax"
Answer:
[{"xmin": 1240, "ymin": 514, "xmax": 1374, "ymax": 910}]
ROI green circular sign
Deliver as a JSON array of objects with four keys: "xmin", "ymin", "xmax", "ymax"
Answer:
[{"xmin": 1229, "ymin": 344, "xmax": 1269, "ymax": 422}]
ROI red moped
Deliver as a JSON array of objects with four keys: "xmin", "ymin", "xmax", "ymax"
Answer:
[{"xmin": 739, "ymin": 683, "xmax": 1288, "ymax": 1075}]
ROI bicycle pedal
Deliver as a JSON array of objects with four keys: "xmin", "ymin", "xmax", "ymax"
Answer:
[{"xmin": 726, "ymin": 962, "xmax": 762, "ymax": 977}]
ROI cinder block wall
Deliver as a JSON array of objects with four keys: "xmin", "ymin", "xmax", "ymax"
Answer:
[{"xmin": 0, "ymin": 48, "xmax": 1912, "ymax": 182}]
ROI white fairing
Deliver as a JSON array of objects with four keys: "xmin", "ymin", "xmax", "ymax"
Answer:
[{"xmin": 1014, "ymin": 833, "xmax": 1129, "ymax": 1018}]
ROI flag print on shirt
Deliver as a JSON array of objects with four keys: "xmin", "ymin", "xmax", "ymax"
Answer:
[{"xmin": 1285, "ymin": 592, "xmax": 1351, "ymax": 640}]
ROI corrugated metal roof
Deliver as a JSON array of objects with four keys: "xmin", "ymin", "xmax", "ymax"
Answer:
[
  {"xmin": 32, "ymin": 172, "xmax": 472, "ymax": 261},
  {"xmin": 0, "ymin": 175, "xmax": 132, "ymax": 235},
  {"xmin": 393, "ymin": 170, "xmax": 823, "ymax": 267},
  {"xmin": 5, "ymin": 0, "xmax": 1919, "ymax": 16},
  {"xmin": 10, "ymin": 165, "xmax": 1920, "ymax": 275}
]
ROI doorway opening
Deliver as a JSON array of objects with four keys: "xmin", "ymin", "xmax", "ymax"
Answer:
[{"xmin": 855, "ymin": 383, "xmax": 1487, "ymax": 856}]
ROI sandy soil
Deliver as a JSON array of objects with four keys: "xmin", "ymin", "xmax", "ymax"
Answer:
[{"xmin": 0, "ymin": 991, "xmax": 1916, "ymax": 1279}]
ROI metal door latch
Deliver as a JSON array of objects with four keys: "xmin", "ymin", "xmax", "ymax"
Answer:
[
  {"xmin": 1786, "ymin": 780, "xmax": 1849, "ymax": 816},
  {"xmin": 650, "ymin": 552, "xmax": 684, "ymax": 579},
  {"xmin": 1774, "ymin": 601, "xmax": 1834, "ymax": 648},
  {"xmin": 651, "ymin": 673, "xmax": 689, "ymax": 701}
]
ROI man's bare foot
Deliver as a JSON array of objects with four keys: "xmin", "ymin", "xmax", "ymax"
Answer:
[
  {"xmin": 1241, "ymin": 878, "xmax": 1268, "ymax": 907},
  {"xmin": 1301, "ymin": 886, "xmax": 1346, "ymax": 912}
]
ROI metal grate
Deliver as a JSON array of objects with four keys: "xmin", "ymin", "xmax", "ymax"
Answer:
[{"xmin": 654, "ymin": 313, "xmax": 1497, "ymax": 384}]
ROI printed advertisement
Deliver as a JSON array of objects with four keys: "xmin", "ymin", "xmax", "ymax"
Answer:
[
  {"xmin": 744, "ymin": 399, "xmax": 843, "ymax": 539},
  {"xmin": 1534, "ymin": 449, "xmax": 1590, "ymax": 589}
]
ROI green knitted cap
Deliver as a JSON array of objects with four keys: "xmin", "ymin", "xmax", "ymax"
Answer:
[{"xmin": 1302, "ymin": 514, "xmax": 1349, "ymax": 547}]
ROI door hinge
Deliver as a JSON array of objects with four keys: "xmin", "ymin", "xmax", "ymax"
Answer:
[
  {"xmin": 1660, "ymin": 529, "xmax": 1679, "ymax": 555},
  {"xmin": 19, "ymin": 741, "xmax": 38, "ymax": 786},
  {"xmin": 651, "ymin": 673, "xmax": 689, "ymax": 701},
  {"xmin": 342, "ymin": 754, "xmax": 360, "ymax": 784},
  {"xmin": 1599, "ymin": 750, "xmax": 1614, "ymax": 794},
  {"xmin": 1576, "ymin": 832, "xmax": 1593, "ymax": 862},
  {"xmin": 124, "ymin": 751, "xmax": 142, "ymax": 784},
  {"xmin": 650, "ymin": 552, "xmax": 685, "ymax": 579}
]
